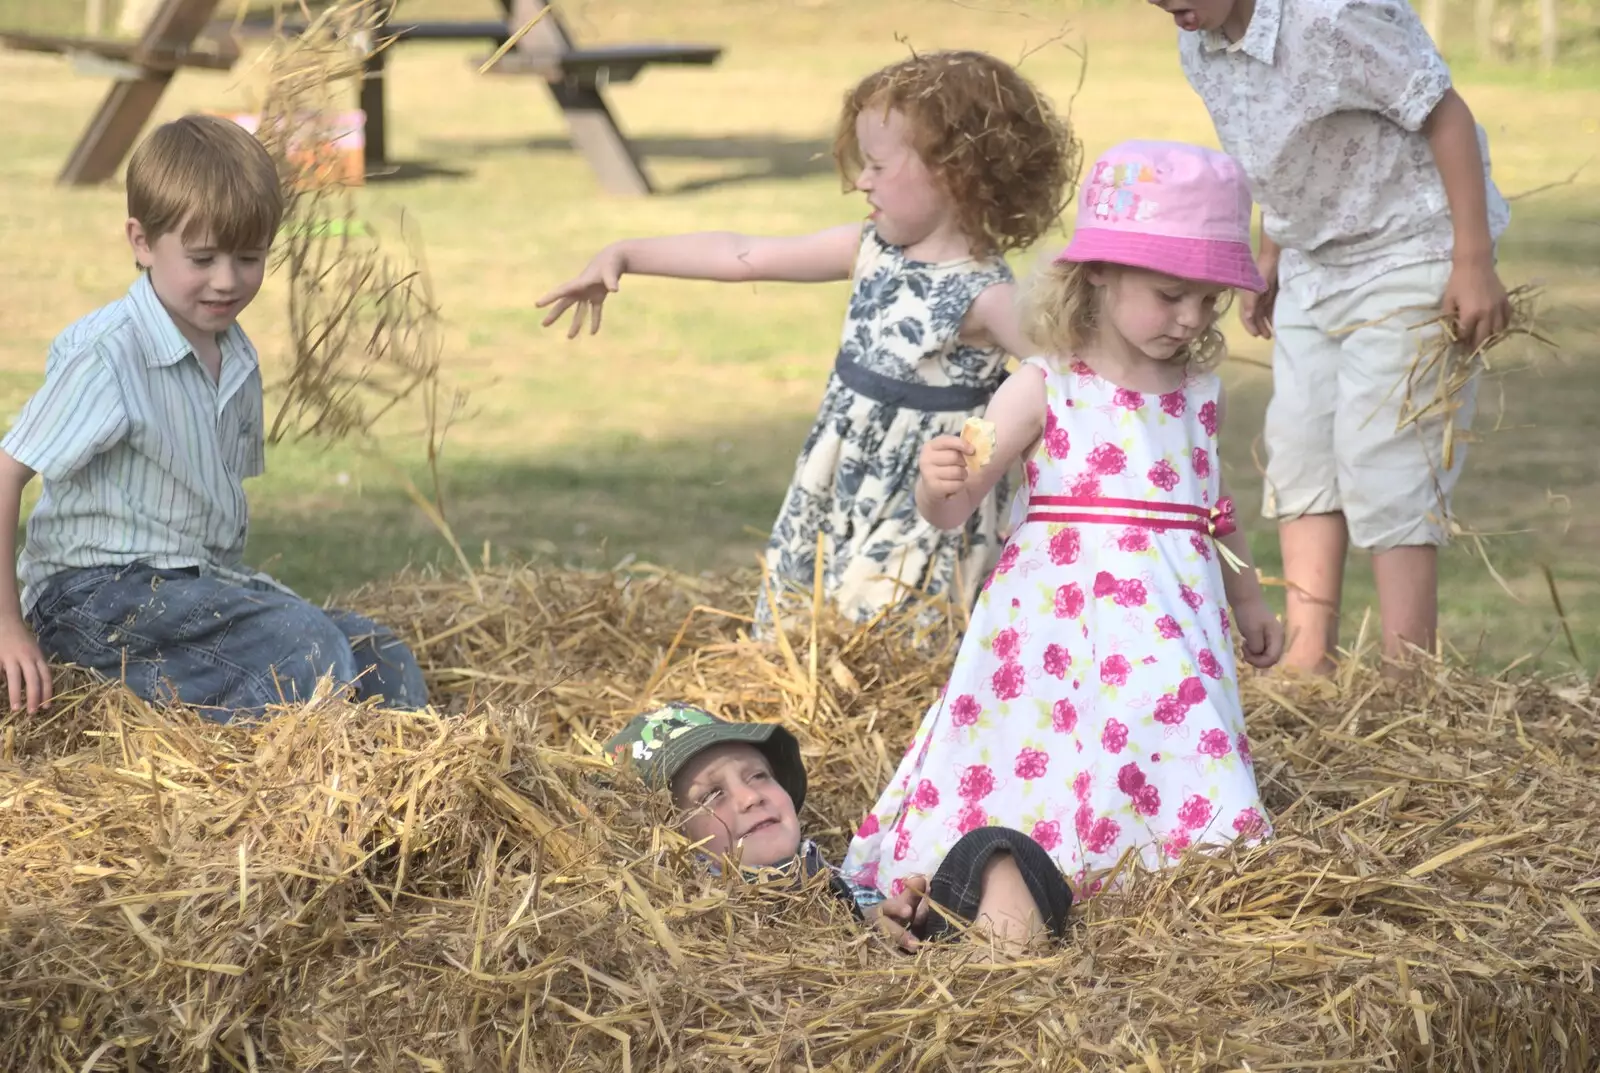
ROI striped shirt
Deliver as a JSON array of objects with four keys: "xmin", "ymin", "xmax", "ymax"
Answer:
[{"xmin": 4, "ymin": 272, "xmax": 287, "ymax": 615}]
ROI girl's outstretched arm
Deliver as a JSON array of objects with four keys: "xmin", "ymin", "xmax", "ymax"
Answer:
[
  {"xmin": 915, "ymin": 363, "xmax": 1047, "ymax": 531},
  {"xmin": 1213, "ymin": 386, "xmax": 1284, "ymax": 669},
  {"xmin": 537, "ymin": 224, "xmax": 863, "ymax": 338}
]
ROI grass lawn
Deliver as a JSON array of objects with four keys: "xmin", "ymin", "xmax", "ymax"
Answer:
[{"xmin": 0, "ymin": 0, "xmax": 1596, "ymax": 672}]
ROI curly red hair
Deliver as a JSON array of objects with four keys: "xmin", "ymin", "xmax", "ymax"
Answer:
[{"xmin": 833, "ymin": 50, "xmax": 1080, "ymax": 258}]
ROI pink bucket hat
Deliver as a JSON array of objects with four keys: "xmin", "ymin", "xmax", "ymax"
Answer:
[{"xmin": 1057, "ymin": 140, "xmax": 1266, "ymax": 293}]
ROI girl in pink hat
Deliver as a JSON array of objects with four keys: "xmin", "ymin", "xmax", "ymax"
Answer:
[{"xmin": 843, "ymin": 140, "xmax": 1282, "ymax": 894}]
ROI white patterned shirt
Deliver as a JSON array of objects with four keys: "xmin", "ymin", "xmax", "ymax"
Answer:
[
  {"xmin": 4, "ymin": 273, "xmax": 289, "ymax": 615},
  {"xmin": 1177, "ymin": 0, "xmax": 1510, "ymax": 305}
]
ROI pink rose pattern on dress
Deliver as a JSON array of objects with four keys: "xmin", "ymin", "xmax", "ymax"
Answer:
[
  {"xmin": 1043, "ymin": 643, "xmax": 1072, "ymax": 679},
  {"xmin": 841, "ymin": 360, "xmax": 1269, "ymax": 893},
  {"xmin": 959, "ymin": 765, "xmax": 996, "ymax": 801},
  {"xmin": 992, "ymin": 662, "xmax": 1026, "ymax": 700},
  {"xmin": 1087, "ymin": 443, "xmax": 1127, "ymax": 476},
  {"xmin": 1044, "ymin": 408, "xmax": 1071, "ymax": 460},
  {"xmin": 1049, "ymin": 527, "xmax": 1082, "ymax": 566},
  {"xmin": 1014, "ymin": 748, "xmax": 1050, "ymax": 780},
  {"xmin": 1052, "ymin": 698, "xmax": 1078, "ymax": 733},
  {"xmin": 1118, "ymin": 528, "xmax": 1152, "ymax": 553},
  {"xmin": 1054, "ymin": 583, "xmax": 1085, "ymax": 619},
  {"xmin": 1148, "ymin": 459, "xmax": 1180, "ymax": 492}
]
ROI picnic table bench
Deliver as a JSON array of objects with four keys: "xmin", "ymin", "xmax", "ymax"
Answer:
[
  {"xmin": 0, "ymin": 0, "xmax": 722, "ymax": 196},
  {"xmin": 0, "ymin": 0, "xmax": 237, "ymax": 185},
  {"xmin": 236, "ymin": 0, "xmax": 723, "ymax": 195}
]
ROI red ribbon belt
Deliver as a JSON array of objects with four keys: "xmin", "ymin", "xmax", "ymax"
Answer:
[{"xmin": 1025, "ymin": 495, "xmax": 1237, "ymax": 538}]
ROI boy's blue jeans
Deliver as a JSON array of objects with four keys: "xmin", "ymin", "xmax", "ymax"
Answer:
[{"xmin": 28, "ymin": 563, "xmax": 428, "ymax": 721}]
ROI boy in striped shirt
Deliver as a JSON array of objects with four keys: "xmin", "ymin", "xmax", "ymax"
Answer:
[{"xmin": 0, "ymin": 115, "xmax": 426, "ymax": 720}]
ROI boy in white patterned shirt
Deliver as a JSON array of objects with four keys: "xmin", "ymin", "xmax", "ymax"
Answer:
[
  {"xmin": 1149, "ymin": 0, "xmax": 1512, "ymax": 673},
  {"xmin": 0, "ymin": 115, "xmax": 425, "ymax": 719}
]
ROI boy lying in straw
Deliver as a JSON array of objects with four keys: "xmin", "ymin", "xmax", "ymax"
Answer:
[
  {"xmin": 605, "ymin": 704, "xmax": 1074, "ymax": 952},
  {"xmin": 0, "ymin": 115, "xmax": 426, "ymax": 720}
]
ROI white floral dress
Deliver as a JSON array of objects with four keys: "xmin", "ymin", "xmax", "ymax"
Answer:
[
  {"xmin": 755, "ymin": 224, "xmax": 1012, "ymax": 634},
  {"xmin": 842, "ymin": 357, "xmax": 1271, "ymax": 894}
]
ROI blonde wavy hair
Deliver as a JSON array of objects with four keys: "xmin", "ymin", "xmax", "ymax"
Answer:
[{"xmin": 1019, "ymin": 259, "xmax": 1232, "ymax": 373}]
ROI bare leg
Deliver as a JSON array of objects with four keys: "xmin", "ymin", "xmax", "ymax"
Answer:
[
  {"xmin": 971, "ymin": 853, "xmax": 1045, "ymax": 954},
  {"xmin": 1371, "ymin": 545, "xmax": 1438, "ymax": 672},
  {"xmin": 1278, "ymin": 513, "xmax": 1348, "ymax": 674}
]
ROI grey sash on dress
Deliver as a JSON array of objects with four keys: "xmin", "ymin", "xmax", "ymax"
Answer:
[{"xmin": 833, "ymin": 352, "xmax": 1003, "ymax": 413}]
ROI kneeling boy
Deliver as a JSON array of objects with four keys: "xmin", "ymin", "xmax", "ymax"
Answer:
[
  {"xmin": 0, "ymin": 115, "xmax": 426, "ymax": 719},
  {"xmin": 605, "ymin": 704, "xmax": 1073, "ymax": 951}
]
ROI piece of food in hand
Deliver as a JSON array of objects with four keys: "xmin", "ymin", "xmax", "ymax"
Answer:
[{"xmin": 960, "ymin": 417, "xmax": 996, "ymax": 471}]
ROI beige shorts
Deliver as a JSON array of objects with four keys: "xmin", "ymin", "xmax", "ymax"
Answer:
[{"xmin": 1262, "ymin": 259, "xmax": 1477, "ymax": 551}]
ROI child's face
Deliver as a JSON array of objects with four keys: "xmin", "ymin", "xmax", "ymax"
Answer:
[
  {"xmin": 127, "ymin": 217, "xmax": 268, "ymax": 350},
  {"xmin": 1093, "ymin": 266, "xmax": 1224, "ymax": 363},
  {"xmin": 1146, "ymin": 0, "xmax": 1237, "ymax": 34},
  {"xmin": 852, "ymin": 106, "xmax": 951, "ymax": 250},
  {"xmin": 671, "ymin": 743, "xmax": 802, "ymax": 868}
]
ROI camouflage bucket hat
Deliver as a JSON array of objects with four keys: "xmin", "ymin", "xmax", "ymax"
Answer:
[{"xmin": 602, "ymin": 703, "xmax": 807, "ymax": 811}]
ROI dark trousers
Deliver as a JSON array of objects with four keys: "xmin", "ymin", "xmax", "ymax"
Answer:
[
  {"xmin": 30, "ymin": 564, "xmax": 427, "ymax": 721},
  {"xmin": 916, "ymin": 826, "xmax": 1074, "ymax": 941}
]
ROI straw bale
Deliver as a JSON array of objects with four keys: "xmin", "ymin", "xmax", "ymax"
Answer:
[{"xmin": 2, "ymin": 564, "xmax": 1597, "ymax": 1071}]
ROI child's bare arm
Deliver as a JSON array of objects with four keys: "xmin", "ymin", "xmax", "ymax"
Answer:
[
  {"xmin": 1212, "ymin": 388, "xmax": 1283, "ymax": 669},
  {"xmin": 537, "ymin": 224, "xmax": 862, "ymax": 337},
  {"xmin": 916, "ymin": 364, "xmax": 1046, "ymax": 531},
  {"xmin": 1240, "ymin": 227, "xmax": 1282, "ymax": 340},
  {"xmin": 615, "ymin": 225, "xmax": 862, "ymax": 283},
  {"xmin": 963, "ymin": 282, "xmax": 1032, "ymax": 358},
  {"xmin": 1423, "ymin": 89, "xmax": 1511, "ymax": 351},
  {"xmin": 0, "ymin": 450, "xmax": 50, "ymax": 712}
]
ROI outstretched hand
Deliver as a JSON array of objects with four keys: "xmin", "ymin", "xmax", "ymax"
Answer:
[{"xmin": 535, "ymin": 246, "xmax": 627, "ymax": 339}]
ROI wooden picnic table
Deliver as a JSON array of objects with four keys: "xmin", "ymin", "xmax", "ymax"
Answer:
[
  {"xmin": 0, "ymin": 0, "xmax": 236, "ymax": 185},
  {"xmin": 235, "ymin": 0, "xmax": 724, "ymax": 195},
  {"xmin": 0, "ymin": 0, "xmax": 723, "ymax": 196}
]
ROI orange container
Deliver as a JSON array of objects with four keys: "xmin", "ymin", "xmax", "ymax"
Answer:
[{"xmin": 215, "ymin": 109, "xmax": 367, "ymax": 189}]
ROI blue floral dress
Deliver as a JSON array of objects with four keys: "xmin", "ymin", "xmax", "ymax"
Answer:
[{"xmin": 755, "ymin": 224, "xmax": 1013, "ymax": 633}]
